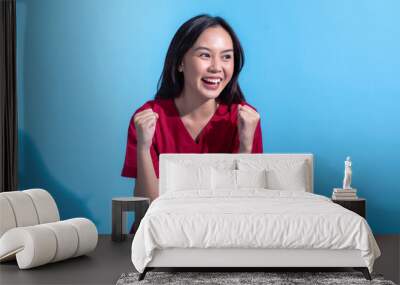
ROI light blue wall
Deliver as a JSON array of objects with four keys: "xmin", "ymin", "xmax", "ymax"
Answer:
[{"xmin": 16, "ymin": 0, "xmax": 400, "ymax": 234}]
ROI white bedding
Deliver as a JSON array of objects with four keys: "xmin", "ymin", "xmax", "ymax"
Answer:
[{"xmin": 131, "ymin": 190, "xmax": 380, "ymax": 273}]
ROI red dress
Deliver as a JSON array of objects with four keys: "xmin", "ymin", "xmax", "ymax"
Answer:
[{"xmin": 121, "ymin": 98, "xmax": 263, "ymax": 179}]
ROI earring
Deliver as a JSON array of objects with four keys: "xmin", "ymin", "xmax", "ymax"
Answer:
[{"xmin": 178, "ymin": 64, "xmax": 183, "ymax": 72}]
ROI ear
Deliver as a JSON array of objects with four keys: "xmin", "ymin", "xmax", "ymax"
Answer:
[{"xmin": 178, "ymin": 63, "xmax": 184, "ymax": 72}]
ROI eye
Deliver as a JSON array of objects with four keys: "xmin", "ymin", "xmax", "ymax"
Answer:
[
  {"xmin": 222, "ymin": 54, "xmax": 233, "ymax": 60},
  {"xmin": 200, "ymin": 53, "xmax": 210, "ymax": 58}
]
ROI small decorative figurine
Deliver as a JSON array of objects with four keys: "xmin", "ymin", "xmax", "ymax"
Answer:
[{"xmin": 342, "ymin": 156, "xmax": 352, "ymax": 190}]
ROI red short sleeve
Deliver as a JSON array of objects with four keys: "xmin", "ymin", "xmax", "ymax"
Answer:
[{"xmin": 121, "ymin": 102, "xmax": 159, "ymax": 178}]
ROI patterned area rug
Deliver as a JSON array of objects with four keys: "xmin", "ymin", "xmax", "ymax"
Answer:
[{"xmin": 116, "ymin": 271, "xmax": 396, "ymax": 285}]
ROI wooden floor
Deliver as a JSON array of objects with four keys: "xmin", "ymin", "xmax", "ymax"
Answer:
[
  {"xmin": 374, "ymin": 235, "xmax": 400, "ymax": 284},
  {"xmin": 0, "ymin": 235, "xmax": 399, "ymax": 285},
  {"xmin": 0, "ymin": 235, "xmax": 133, "ymax": 285}
]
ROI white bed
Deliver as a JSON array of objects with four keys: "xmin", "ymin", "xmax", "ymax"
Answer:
[{"xmin": 131, "ymin": 154, "xmax": 380, "ymax": 280}]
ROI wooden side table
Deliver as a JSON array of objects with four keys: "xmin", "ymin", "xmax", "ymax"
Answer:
[
  {"xmin": 112, "ymin": 197, "xmax": 150, "ymax": 242},
  {"xmin": 332, "ymin": 198, "xmax": 366, "ymax": 218}
]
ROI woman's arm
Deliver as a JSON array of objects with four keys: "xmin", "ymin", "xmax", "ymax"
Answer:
[
  {"xmin": 238, "ymin": 104, "xmax": 261, "ymax": 153},
  {"xmin": 133, "ymin": 108, "xmax": 159, "ymax": 202},
  {"xmin": 134, "ymin": 145, "xmax": 159, "ymax": 202}
]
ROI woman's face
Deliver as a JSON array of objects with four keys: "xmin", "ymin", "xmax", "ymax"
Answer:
[{"xmin": 180, "ymin": 26, "xmax": 235, "ymax": 100}]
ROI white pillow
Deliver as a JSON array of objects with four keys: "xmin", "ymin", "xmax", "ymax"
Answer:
[
  {"xmin": 237, "ymin": 159, "xmax": 308, "ymax": 191},
  {"xmin": 212, "ymin": 168, "xmax": 236, "ymax": 190},
  {"xmin": 265, "ymin": 168, "xmax": 307, "ymax": 191},
  {"xmin": 236, "ymin": 169, "xmax": 267, "ymax": 188},
  {"xmin": 167, "ymin": 162, "xmax": 212, "ymax": 191},
  {"xmin": 211, "ymin": 168, "xmax": 268, "ymax": 190}
]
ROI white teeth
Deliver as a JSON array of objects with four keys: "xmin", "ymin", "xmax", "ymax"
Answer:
[{"xmin": 203, "ymin": 78, "xmax": 221, "ymax": 84}]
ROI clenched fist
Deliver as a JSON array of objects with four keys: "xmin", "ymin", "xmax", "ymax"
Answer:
[
  {"xmin": 237, "ymin": 104, "xmax": 260, "ymax": 153},
  {"xmin": 134, "ymin": 108, "xmax": 159, "ymax": 149}
]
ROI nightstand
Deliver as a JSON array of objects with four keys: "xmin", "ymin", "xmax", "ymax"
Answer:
[
  {"xmin": 332, "ymin": 198, "xmax": 366, "ymax": 218},
  {"xmin": 111, "ymin": 197, "xmax": 150, "ymax": 242}
]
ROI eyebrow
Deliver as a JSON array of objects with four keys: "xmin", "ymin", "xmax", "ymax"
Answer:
[{"xmin": 193, "ymin": 46, "xmax": 234, "ymax": 53}]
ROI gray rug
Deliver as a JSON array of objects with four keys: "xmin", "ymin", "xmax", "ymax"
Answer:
[{"xmin": 116, "ymin": 271, "xmax": 396, "ymax": 285}]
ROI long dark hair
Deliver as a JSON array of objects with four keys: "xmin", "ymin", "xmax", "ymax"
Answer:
[{"xmin": 155, "ymin": 14, "xmax": 246, "ymax": 106}]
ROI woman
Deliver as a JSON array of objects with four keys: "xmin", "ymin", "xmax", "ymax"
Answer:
[{"xmin": 122, "ymin": 14, "xmax": 263, "ymax": 202}]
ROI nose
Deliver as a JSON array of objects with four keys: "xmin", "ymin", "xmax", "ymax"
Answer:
[{"xmin": 208, "ymin": 57, "xmax": 222, "ymax": 73}]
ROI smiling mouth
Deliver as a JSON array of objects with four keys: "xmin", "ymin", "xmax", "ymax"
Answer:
[{"xmin": 201, "ymin": 77, "xmax": 222, "ymax": 88}]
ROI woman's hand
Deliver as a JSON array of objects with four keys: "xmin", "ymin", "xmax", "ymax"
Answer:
[
  {"xmin": 237, "ymin": 104, "xmax": 260, "ymax": 153},
  {"xmin": 134, "ymin": 108, "xmax": 159, "ymax": 149}
]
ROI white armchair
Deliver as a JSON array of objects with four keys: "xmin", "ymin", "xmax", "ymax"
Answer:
[{"xmin": 0, "ymin": 189, "xmax": 98, "ymax": 269}]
